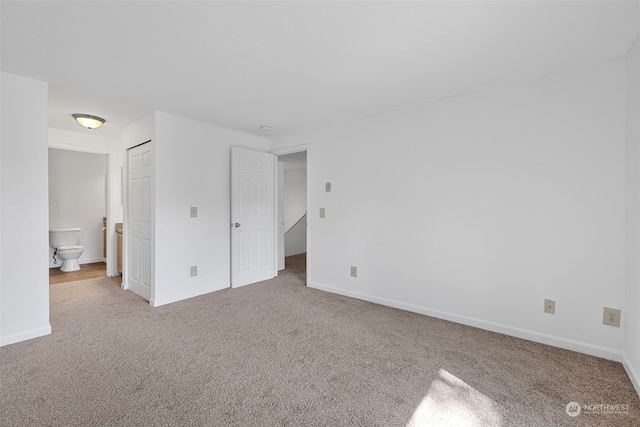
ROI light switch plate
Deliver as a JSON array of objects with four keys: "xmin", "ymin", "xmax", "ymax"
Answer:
[
  {"xmin": 320, "ymin": 208, "xmax": 325, "ymax": 218},
  {"xmin": 190, "ymin": 207, "xmax": 198, "ymax": 218},
  {"xmin": 190, "ymin": 266, "xmax": 197, "ymax": 277},
  {"xmin": 350, "ymin": 266, "xmax": 357, "ymax": 278},
  {"xmin": 325, "ymin": 182, "xmax": 332, "ymax": 192}
]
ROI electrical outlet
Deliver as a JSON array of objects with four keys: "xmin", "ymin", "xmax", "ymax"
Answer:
[
  {"xmin": 350, "ymin": 266, "xmax": 357, "ymax": 278},
  {"xmin": 544, "ymin": 299, "xmax": 555, "ymax": 315},
  {"xmin": 190, "ymin": 266, "xmax": 198, "ymax": 277},
  {"xmin": 603, "ymin": 307, "xmax": 621, "ymax": 327},
  {"xmin": 320, "ymin": 208, "xmax": 326, "ymax": 218},
  {"xmin": 325, "ymin": 182, "xmax": 332, "ymax": 192},
  {"xmin": 190, "ymin": 207, "xmax": 198, "ymax": 218}
]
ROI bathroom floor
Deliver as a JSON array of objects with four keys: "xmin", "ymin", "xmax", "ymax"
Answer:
[{"xmin": 49, "ymin": 262, "xmax": 106, "ymax": 285}]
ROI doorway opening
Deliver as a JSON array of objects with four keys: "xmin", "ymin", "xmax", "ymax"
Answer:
[
  {"xmin": 277, "ymin": 150, "xmax": 307, "ymax": 278},
  {"xmin": 48, "ymin": 148, "xmax": 108, "ymax": 284}
]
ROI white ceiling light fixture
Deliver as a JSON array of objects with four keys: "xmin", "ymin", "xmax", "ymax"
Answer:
[
  {"xmin": 260, "ymin": 125, "xmax": 272, "ymax": 131},
  {"xmin": 72, "ymin": 113, "xmax": 105, "ymax": 129}
]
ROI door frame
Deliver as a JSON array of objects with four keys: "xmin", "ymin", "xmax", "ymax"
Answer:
[
  {"xmin": 277, "ymin": 160, "xmax": 285, "ymax": 271},
  {"xmin": 47, "ymin": 143, "xmax": 116, "ymax": 276},
  {"xmin": 270, "ymin": 144, "xmax": 309, "ymax": 282}
]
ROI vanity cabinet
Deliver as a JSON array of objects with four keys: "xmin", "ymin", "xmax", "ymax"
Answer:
[
  {"xmin": 117, "ymin": 232, "xmax": 123, "ymax": 273},
  {"xmin": 103, "ymin": 217, "xmax": 107, "ymax": 258}
]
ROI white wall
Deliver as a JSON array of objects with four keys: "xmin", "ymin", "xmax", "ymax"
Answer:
[
  {"xmin": 284, "ymin": 167, "xmax": 307, "ymax": 256},
  {"xmin": 284, "ymin": 168, "xmax": 307, "ymax": 231},
  {"xmin": 124, "ymin": 111, "xmax": 269, "ymax": 307},
  {"xmin": 625, "ymin": 36, "xmax": 640, "ymax": 395},
  {"xmin": 271, "ymin": 59, "xmax": 628, "ymax": 361},
  {"xmin": 285, "ymin": 213, "xmax": 307, "ymax": 257},
  {"xmin": 0, "ymin": 72, "xmax": 51, "ymax": 346},
  {"xmin": 48, "ymin": 149, "xmax": 107, "ymax": 266},
  {"xmin": 49, "ymin": 128, "xmax": 124, "ymax": 276}
]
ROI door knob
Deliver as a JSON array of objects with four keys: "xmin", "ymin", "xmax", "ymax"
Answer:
[{"xmin": 234, "ymin": 223, "xmax": 241, "ymax": 228}]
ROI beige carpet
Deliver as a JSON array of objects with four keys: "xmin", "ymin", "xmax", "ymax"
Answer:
[{"xmin": 1, "ymin": 254, "xmax": 638, "ymax": 426}]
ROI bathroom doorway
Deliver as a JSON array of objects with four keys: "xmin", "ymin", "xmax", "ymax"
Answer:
[{"xmin": 48, "ymin": 148, "xmax": 108, "ymax": 284}]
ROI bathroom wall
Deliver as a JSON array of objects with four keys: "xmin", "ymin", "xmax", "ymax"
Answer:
[{"xmin": 48, "ymin": 148, "xmax": 107, "ymax": 267}]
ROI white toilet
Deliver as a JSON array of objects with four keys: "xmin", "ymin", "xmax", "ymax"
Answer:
[{"xmin": 49, "ymin": 228, "xmax": 85, "ymax": 272}]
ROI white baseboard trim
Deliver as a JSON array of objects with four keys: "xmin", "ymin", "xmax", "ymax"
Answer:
[
  {"xmin": 622, "ymin": 352, "xmax": 640, "ymax": 397},
  {"xmin": 150, "ymin": 282, "xmax": 230, "ymax": 307},
  {"xmin": 309, "ymin": 281, "xmax": 624, "ymax": 362},
  {"xmin": 0, "ymin": 325, "xmax": 52, "ymax": 347},
  {"xmin": 49, "ymin": 258, "xmax": 106, "ymax": 269},
  {"xmin": 80, "ymin": 258, "xmax": 106, "ymax": 265}
]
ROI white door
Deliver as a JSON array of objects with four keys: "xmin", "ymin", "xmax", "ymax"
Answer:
[
  {"xmin": 231, "ymin": 147, "xmax": 276, "ymax": 288},
  {"xmin": 277, "ymin": 161, "xmax": 285, "ymax": 271},
  {"xmin": 128, "ymin": 142, "xmax": 152, "ymax": 300}
]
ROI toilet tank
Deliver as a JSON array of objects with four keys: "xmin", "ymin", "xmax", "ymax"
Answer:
[{"xmin": 49, "ymin": 228, "xmax": 82, "ymax": 248}]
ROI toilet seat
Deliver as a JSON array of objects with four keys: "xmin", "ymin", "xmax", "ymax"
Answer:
[{"xmin": 58, "ymin": 245, "xmax": 84, "ymax": 252}]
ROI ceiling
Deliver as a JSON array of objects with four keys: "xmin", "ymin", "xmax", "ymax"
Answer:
[{"xmin": 2, "ymin": 1, "xmax": 638, "ymax": 140}]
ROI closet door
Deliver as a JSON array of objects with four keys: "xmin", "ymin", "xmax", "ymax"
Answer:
[{"xmin": 128, "ymin": 142, "xmax": 151, "ymax": 301}]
